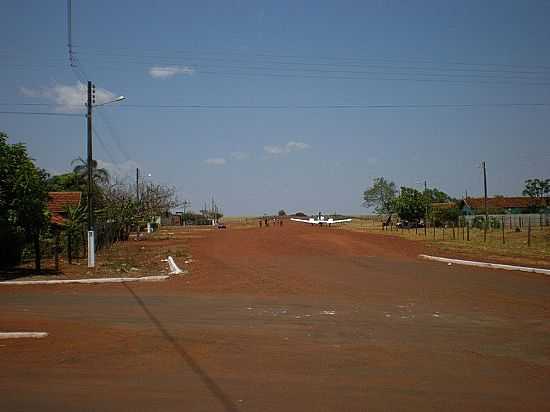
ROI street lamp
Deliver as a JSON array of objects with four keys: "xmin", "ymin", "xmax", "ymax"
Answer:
[
  {"xmin": 93, "ymin": 95, "xmax": 126, "ymax": 107},
  {"xmin": 86, "ymin": 81, "xmax": 126, "ymax": 268}
]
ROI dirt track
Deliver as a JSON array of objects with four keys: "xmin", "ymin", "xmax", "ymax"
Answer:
[{"xmin": 1, "ymin": 224, "xmax": 549, "ymax": 411}]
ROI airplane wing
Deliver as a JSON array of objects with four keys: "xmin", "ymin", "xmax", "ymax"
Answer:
[
  {"xmin": 331, "ymin": 219, "xmax": 352, "ymax": 224},
  {"xmin": 290, "ymin": 218, "xmax": 314, "ymax": 224}
]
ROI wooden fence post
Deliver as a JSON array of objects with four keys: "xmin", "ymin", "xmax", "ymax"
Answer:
[
  {"xmin": 452, "ymin": 223, "xmax": 455, "ymax": 240},
  {"xmin": 54, "ymin": 230, "xmax": 60, "ymax": 272},
  {"xmin": 467, "ymin": 221, "xmax": 470, "ymax": 241},
  {"xmin": 528, "ymin": 217, "xmax": 531, "ymax": 247},
  {"xmin": 502, "ymin": 216, "xmax": 505, "ymax": 244}
]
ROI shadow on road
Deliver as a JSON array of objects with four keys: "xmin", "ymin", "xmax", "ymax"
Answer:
[
  {"xmin": 0, "ymin": 267, "xmax": 59, "ymax": 281},
  {"xmin": 123, "ymin": 283, "xmax": 239, "ymax": 412}
]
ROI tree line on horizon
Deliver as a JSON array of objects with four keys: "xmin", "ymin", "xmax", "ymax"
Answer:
[{"xmin": 363, "ymin": 176, "xmax": 549, "ymax": 227}]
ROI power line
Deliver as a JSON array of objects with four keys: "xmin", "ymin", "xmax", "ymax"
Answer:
[
  {"xmin": 92, "ymin": 125, "xmax": 119, "ymax": 165},
  {"xmin": 95, "ymin": 110, "xmax": 133, "ymax": 161},
  {"xmin": 0, "ymin": 111, "xmax": 83, "ymax": 117},
  {"xmin": 74, "ymin": 45, "xmax": 550, "ymax": 72},
  {"xmin": 5, "ymin": 47, "xmax": 550, "ymax": 86},
  {"xmin": 5, "ymin": 51, "xmax": 550, "ymax": 79},
  {"xmin": 71, "ymin": 51, "xmax": 550, "ymax": 84},
  {"xmin": 2, "ymin": 102, "xmax": 549, "ymax": 111},
  {"xmin": 74, "ymin": 50, "xmax": 550, "ymax": 78},
  {"xmin": 117, "ymin": 102, "xmax": 550, "ymax": 110}
]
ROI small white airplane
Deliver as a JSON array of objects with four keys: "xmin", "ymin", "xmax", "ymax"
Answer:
[{"xmin": 291, "ymin": 212, "xmax": 352, "ymax": 226}]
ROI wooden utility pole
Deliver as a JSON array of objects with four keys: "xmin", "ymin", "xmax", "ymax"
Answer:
[
  {"xmin": 87, "ymin": 81, "xmax": 94, "ymax": 232},
  {"xmin": 502, "ymin": 216, "xmax": 505, "ymax": 244},
  {"xmin": 482, "ymin": 161, "xmax": 488, "ymax": 242},
  {"xmin": 87, "ymin": 81, "xmax": 95, "ymax": 268},
  {"xmin": 424, "ymin": 180, "xmax": 428, "ymax": 237},
  {"xmin": 136, "ymin": 168, "xmax": 140, "ymax": 201}
]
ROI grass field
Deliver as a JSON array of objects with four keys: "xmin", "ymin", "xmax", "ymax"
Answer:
[{"xmin": 345, "ymin": 216, "xmax": 550, "ymax": 268}]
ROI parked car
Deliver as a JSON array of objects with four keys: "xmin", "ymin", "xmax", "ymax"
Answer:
[{"xmin": 396, "ymin": 220, "xmax": 424, "ymax": 229}]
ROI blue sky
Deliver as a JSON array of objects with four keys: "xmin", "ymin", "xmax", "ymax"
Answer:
[{"xmin": 2, "ymin": 0, "xmax": 549, "ymax": 215}]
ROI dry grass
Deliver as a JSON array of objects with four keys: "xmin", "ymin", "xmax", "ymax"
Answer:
[
  {"xmin": 3, "ymin": 227, "xmax": 192, "ymax": 281},
  {"xmin": 345, "ymin": 216, "xmax": 550, "ymax": 268}
]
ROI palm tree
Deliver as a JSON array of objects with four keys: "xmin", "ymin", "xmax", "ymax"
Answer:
[
  {"xmin": 63, "ymin": 204, "xmax": 86, "ymax": 263},
  {"xmin": 71, "ymin": 157, "xmax": 110, "ymax": 186}
]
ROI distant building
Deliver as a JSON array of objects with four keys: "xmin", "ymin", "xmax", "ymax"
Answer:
[
  {"xmin": 47, "ymin": 192, "xmax": 82, "ymax": 225},
  {"xmin": 462, "ymin": 196, "xmax": 547, "ymax": 215},
  {"xmin": 431, "ymin": 202, "xmax": 458, "ymax": 211}
]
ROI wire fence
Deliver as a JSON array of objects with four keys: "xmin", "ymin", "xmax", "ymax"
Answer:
[{"xmin": 353, "ymin": 214, "xmax": 550, "ymax": 250}]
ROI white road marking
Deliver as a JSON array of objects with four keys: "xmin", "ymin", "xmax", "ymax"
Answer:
[
  {"xmin": 419, "ymin": 254, "xmax": 550, "ymax": 276},
  {"xmin": 0, "ymin": 275, "xmax": 170, "ymax": 286},
  {"xmin": 0, "ymin": 332, "xmax": 48, "ymax": 339},
  {"xmin": 320, "ymin": 310, "xmax": 336, "ymax": 315}
]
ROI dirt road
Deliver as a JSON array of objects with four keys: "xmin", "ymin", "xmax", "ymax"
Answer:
[{"xmin": 1, "ymin": 224, "xmax": 549, "ymax": 411}]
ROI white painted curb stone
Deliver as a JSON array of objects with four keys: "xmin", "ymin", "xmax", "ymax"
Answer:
[
  {"xmin": 0, "ymin": 332, "xmax": 48, "ymax": 339},
  {"xmin": 0, "ymin": 275, "xmax": 170, "ymax": 286},
  {"xmin": 419, "ymin": 254, "xmax": 550, "ymax": 276},
  {"xmin": 166, "ymin": 256, "xmax": 184, "ymax": 275}
]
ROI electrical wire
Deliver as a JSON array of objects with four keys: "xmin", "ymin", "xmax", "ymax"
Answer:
[
  {"xmin": 2, "ymin": 102, "xmax": 549, "ymax": 111},
  {"xmin": 0, "ymin": 111, "xmax": 83, "ymax": 117}
]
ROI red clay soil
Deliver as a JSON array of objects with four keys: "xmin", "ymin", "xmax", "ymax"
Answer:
[
  {"xmin": 181, "ymin": 223, "xmax": 425, "ymax": 297},
  {"xmin": 1, "ymin": 224, "xmax": 549, "ymax": 411}
]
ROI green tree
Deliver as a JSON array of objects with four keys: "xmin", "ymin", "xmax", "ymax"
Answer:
[
  {"xmin": 278, "ymin": 209, "xmax": 286, "ymax": 216},
  {"xmin": 46, "ymin": 171, "xmax": 84, "ymax": 192},
  {"xmin": 71, "ymin": 157, "xmax": 110, "ymax": 186},
  {"xmin": 431, "ymin": 205, "xmax": 461, "ymax": 226},
  {"xmin": 393, "ymin": 187, "xmax": 429, "ymax": 222},
  {"xmin": 523, "ymin": 178, "xmax": 550, "ymax": 207},
  {"xmin": 0, "ymin": 132, "xmax": 49, "ymax": 270},
  {"xmin": 424, "ymin": 187, "xmax": 454, "ymax": 203},
  {"xmin": 363, "ymin": 177, "xmax": 397, "ymax": 216}
]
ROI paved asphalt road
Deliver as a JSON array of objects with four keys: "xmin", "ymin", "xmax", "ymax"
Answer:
[{"xmin": 1, "ymin": 225, "xmax": 549, "ymax": 411}]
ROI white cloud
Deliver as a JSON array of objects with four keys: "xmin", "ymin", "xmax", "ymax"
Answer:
[
  {"xmin": 20, "ymin": 82, "xmax": 117, "ymax": 112},
  {"xmin": 286, "ymin": 141, "xmax": 310, "ymax": 151},
  {"xmin": 205, "ymin": 158, "xmax": 226, "ymax": 166},
  {"xmin": 149, "ymin": 66, "xmax": 195, "ymax": 79},
  {"xmin": 230, "ymin": 151, "xmax": 249, "ymax": 160},
  {"xmin": 19, "ymin": 87, "xmax": 41, "ymax": 98},
  {"xmin": 264, "ymin": 141, "xmax": 310, "ymax": 155},
  {"xmin": 264, "ymin": 145, "xmax": 285, "ymax": 155}
]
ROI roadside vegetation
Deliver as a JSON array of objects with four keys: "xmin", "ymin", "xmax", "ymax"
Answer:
[
  {"xmin": 355, "ymin": 176, "xmax": 550, "ymax": 267},
  {"xmin": 0, "ymin": 131, "xmax": 181, "ymax": 278}
]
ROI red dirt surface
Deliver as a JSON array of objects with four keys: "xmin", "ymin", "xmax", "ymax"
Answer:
[{"xmin": 1, "ymin": 224, "xmax": 549, "ymax": 411}]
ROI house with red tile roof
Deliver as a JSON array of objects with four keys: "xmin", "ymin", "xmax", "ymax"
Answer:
[
  {"xmin": 47, "ymin": 192, "xmax": 82, "ymax": 225},
  {"xmin": 463, "ymin": 196, "xmax": 547, "ymax": 214}
]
